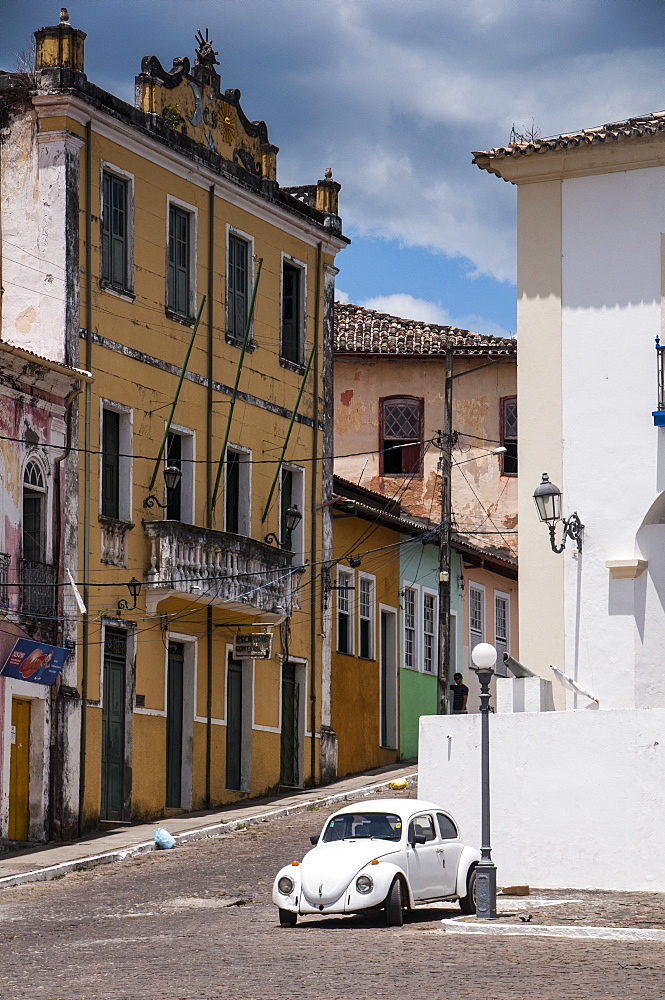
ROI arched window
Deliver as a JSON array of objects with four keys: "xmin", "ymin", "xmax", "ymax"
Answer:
[
  {"xmin": 23, "ymin": 460, "xmax": 46, "ymax": 563},
  {"xmin": 380, "ymin": 396, "xmax": 424, "ymax": 475}
]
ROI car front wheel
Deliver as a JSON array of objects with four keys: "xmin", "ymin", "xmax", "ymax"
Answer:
[
  {"xmin": 458, "ymin": 867, "xmax": 477, "ymax": 915},
  {"xmin": 385, "ymin": 878, "xmax": 404, "ymax": 927},
  {"xmin": 279, "ymin": 908, "xmax": 297, "ymax": 927}
]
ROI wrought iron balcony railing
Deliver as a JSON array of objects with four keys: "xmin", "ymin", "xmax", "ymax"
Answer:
[
  {"xmin": 143, "ymin": 520, "xmax": 294, "ymax": 616},
  {"xmin": 19, "ymin": 559, "xmax": 57, "ymax": 634},
  {"xmin": 0, "ymin": 552, "xmax": 9, "ymax": 609}
]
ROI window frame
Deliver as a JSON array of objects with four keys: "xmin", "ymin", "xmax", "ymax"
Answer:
[
  {"xmin": 280, "ymin": 254, "xmax": 307, "ymax": 369},
  {"xmin": 422, "ymin": 587, "xmax": 438, "ymax": 675},
  {"xmin": 336, "ymin": 567, "xmax": 355, "ymax": 655},
  {"xmin": 379, "ymin": 396, "xmax": 424, "ymax": 477},
  {"xmin": 165, "ymin": 425, "xmax": 195, "ymax": 524},
  {"xmin": 280, "ymin": 464, "xmax": 305, "ymax": 564},
  {"xmin": 402, "ymin": 582, "xmax": 419, "ymax": 671},
  {"xmin": 22, "ymin": 456, "xmax": 49, "ymax": 564},
  {"xmin": 100, "ymin": 400, "xmax": 133, "ymax": 524},
  {"xmin": 100, "ymin": 163, "xmax": 134, "ymax": 296},
  {"xmin": 357, "ymin": 572, "xmax": 376, "ymax": 660},
  {"xmin": 500, "ymin": 395, "xmax": 518, "ymax": 477},
  {"xmin": 166, "ymin": 196, "xmax": 197, "ymax": 320},
  {"xmin": 494, "ymin": 590, "xmax": 510, "ymax": 663},
  {"xmin": 224, "ymin": 444, "xmax": 251, "ymax": 537},
  {"xmin": 226, "ymin": 228, "xmax": 254, "ymax": 347},
  {"xmin": 469, "ymin": 583, "xmax": 486, "ymax": 665}
]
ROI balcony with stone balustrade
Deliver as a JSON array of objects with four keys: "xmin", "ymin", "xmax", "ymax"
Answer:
[{"xmin": 142, "ymin": 520, "xmax": 295, "ymax": 617}]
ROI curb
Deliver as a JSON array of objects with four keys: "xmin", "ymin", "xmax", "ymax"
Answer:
[
  {"xmin": 0, "ymin": 770, "xmax": 418, "ymax": 890},
  {"xmin": 440, "ymin": 920, "xmax": 665, "ymax": 943}
]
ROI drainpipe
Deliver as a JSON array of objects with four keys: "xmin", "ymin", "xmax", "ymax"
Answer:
[
  {"xmin": 206, "ymin": 184, "xmax": 215, "ymax": 807},
  {"xmin": 309, "ymin": 242, "xmax": 322, "ymax": 784},
  {"xmin": 78, "ymin": 120, "xmax": 93, "ymax": 836}
]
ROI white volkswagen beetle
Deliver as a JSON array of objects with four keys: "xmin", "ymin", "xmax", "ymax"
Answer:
[{"xmin": 272, "ymin": 798, "xmax": 480, "ymax": 927}]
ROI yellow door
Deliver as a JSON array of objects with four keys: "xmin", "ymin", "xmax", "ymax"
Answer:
[{"xmin": 8, "ymin": 699, "xmax": 30, "ymax": 841}]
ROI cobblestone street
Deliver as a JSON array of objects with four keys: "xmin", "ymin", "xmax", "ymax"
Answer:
[{"xmin": 1, "ymin": 790, "xmax": 664, "ymax": 1000}]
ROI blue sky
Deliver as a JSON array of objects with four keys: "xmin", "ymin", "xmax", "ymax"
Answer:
[{"xmin": 3, "ymin": 0, "xmax": 664, "ymax": 337}]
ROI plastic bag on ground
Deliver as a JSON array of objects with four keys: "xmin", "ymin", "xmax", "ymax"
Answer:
[{"xmin": 153, "ymin": 827, "xmax": 176, "ymax": 850}]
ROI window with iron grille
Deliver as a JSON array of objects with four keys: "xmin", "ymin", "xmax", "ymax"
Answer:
[
  {"xmin": 403, "ymin": 586, "xmax": 417, "ymax": 669},
  {"xmin": 495, "ymin": 593, "xmax": 509, "ymax": 662},
  {"xmin": 380, "ymin": 397, "xmax": 423, "ymax": 475},
  {"xmin": 358, "ymin": 575, "xmax": 375, "ymax": 659},
  {"xmin": 469, "ymin": 585, "xmax": 485, "ymax": 662},
  {"xmin": 501, "ymin": 396, "xmax": 517, "ymax": 476},
  {"xmin": 228, "ymin": 233, "xmax": 249, "ymax": 343},
  {"xmin": 102, "ymin": 172, "xmax": 129, "ymax": 291},
  {"xmin": 423, "ymin": 591, "xmax": 437, "ymax": 674},
  {"xmin": 337, "ymin": 569, "xmax": 354, "ymax": 654},
  {"xmin": 167, "ymin": 204, "xmax": 191, "ymax": 317}
]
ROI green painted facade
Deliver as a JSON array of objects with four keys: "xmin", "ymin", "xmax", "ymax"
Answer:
[{"xmin": 398, "ymin": 540, "xmax": 463, "ymax": 759}]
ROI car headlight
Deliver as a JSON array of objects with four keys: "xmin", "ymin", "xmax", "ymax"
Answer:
[
  {"xmin": 356, "ymin": 874, "xmax": 373, "ymax": 894},
  {"xmin": 278, "ymin": 876, "xmax": 294, "ymax": 895}
]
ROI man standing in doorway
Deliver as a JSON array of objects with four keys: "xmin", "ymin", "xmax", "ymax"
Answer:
[{"xmin": 450, "ymin": 673, "xmax": 469, "ymax": 714}]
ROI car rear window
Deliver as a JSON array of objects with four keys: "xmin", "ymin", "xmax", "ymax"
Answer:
[{"xmin": 322, "ymin": 811, "xmax": 402, "ymax": 842}]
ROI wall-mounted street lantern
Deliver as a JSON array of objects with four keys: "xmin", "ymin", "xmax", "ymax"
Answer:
[
  {"xmin": 264, "ymin": 505, "xmax": 303, "ymax": 549},
  {"xmin": 117, "ymin": 576, "xmax": 141, "ymax": 614},
  {"xmin": 143, "ymin": 465, "xmax": 183, "ymax": 510},
  {"xmin": 470, "ymin": 641, "xmax": 498, "ymax": 920},
  {"xmin": 533, "ymin": 473, "xmax": 584, "ymax": 553}
]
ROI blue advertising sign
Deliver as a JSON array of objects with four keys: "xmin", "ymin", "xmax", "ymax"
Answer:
[{"xmin": 0, "ymin": 638, "xmax": 73, "ymax": 686}]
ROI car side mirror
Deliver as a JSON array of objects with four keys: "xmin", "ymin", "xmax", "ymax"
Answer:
[
  {"xmin": 410, "ymin": 833, "xmax": 427, "ymax": 847},
  {"xmin": 310, "ymin": 835, "xmax": 319, "ymax": 846}
]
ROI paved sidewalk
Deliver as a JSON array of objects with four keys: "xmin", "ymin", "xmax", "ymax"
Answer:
[
  {"xmin": 439, "ymin": 887, "xmax": 665, "ymax": 942},
  {"xmin": 0, "ymin": 760, "xmax": 417, "ymax": 888}
]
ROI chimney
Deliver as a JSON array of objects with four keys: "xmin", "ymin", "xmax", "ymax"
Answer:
[{"xmin": 34, "ymin": 9, "xmax": 87, "ymax": 89}]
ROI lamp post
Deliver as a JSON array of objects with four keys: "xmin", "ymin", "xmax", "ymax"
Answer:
[
  {"xmin": 117, "ymin": 576, "xmax": 141, "ymax": 614},
  {"xmin": 471, "ymin": 640, "xmax": 498, "ymax": 919},
  {"xmin": 264, "ymin": 504, "xmax": 303, "ymax": 549},
  {"xmin": 533, "ymin": 473, "xmax": 583, "ymax": 553},
  {"xmin": 143, "ymin": 465, "xmax": 183, "ymax": 510}
]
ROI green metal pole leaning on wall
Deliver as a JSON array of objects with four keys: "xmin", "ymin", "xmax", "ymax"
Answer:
[
  {"xmin": 147, "ymin": 295, "xmax": 206, "ymax": 492},
  {"xmin": 211, "ymin": 257, "xmax": 263, "ymax": 512},
  {"xmin": 261, "ymin": 339, "xmax": 317, "ymax": 525}
]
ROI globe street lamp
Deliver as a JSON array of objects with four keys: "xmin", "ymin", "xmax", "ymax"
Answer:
[{"xmin": 471, "ymin": 641, "xmax": 498, "ymax": 919}]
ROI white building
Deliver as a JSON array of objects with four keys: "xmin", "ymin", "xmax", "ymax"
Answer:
[
  {"xmin": 420, "ymin": 111, "xmax": 665, "ymax": 891},
  {"xmin": 473, "ymin": 113, "xmax": 665, "ymax": 711}
]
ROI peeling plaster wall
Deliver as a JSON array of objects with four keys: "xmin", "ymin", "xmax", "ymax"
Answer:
[
  {"xmin": 0, "ymin": 358, "xmax": 81, "ymax": 840},
  {"xmin": 333, "ymin": 355, "xmax": 517, "ymax": 559},
  {"xmin": 0, "ymin": 113, "xmax": 81, "ymax": 364}
]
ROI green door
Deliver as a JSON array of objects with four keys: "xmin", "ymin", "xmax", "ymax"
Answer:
[
  {"xmin": 101, "ymin": 628, "xmax": 126, "ymax": 820},
  {"xmin": 280, "ymin": 662, "xmax": 299, "ymax": 787},
  {"xmin": 226, "ymin": 655, "xmax": 243, "ymax": 790},
  {"xmin": 166, "ymin": 642, "xmax": 184, "ymax": 807}
]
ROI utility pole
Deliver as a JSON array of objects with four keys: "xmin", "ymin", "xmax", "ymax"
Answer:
[{"xmin": 437, "ymin": 345, "xmax": 454, "ymax": 714}]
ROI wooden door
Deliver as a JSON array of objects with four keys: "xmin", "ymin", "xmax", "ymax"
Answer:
[
  {"xmin": 226, "ymin": 655, "xmax": 243, "ymax": 790},
  {"xmin": 280, "ymin": 662, "xmax": 299, "ymax": 787},
  {"xmin": 101, "ymin": 628, "xmax": 126, "ymax": 820},
  {"xmin": 166, "ymin": 642, "xmax": 184, "ymax": 807},
  {"xmin": 8, "ymin": 699, "xmax": 30, "ymax": 840}
]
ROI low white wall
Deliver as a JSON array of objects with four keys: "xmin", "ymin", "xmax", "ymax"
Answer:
[{"xmin": 419, "ymin": 708, "xmax": 665, "ymax": 892}]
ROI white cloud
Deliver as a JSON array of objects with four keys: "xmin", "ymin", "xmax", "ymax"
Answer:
[
  {"xmin": 357, "ymin": 294, "xmax": 513, "ymax": 340},
  {"xmin": 5, "ymin": 1, "xmax": 663, "ymax": 287}
]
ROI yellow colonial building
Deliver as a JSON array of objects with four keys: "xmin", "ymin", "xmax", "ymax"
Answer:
[{"xmin": 0, "ymin": 13, "xmax": 346, "ymax": 831}]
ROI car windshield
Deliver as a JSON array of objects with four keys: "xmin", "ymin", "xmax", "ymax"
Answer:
[{"xmin": 321, "ymin": 811, "xmax": 403, "ymax": 843}]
